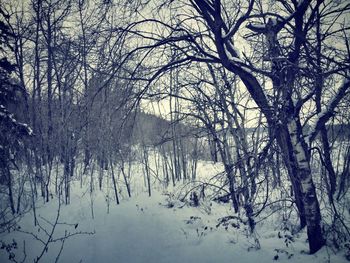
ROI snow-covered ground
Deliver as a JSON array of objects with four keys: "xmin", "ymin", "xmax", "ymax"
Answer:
[{"xmin": 0, "ymin": 160, "xmax": 347, "ymax": 263}]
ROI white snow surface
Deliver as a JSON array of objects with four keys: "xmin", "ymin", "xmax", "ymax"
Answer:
[{"xmin": 0, "ymin": 160, "xmax": 346, "ymax": 263}]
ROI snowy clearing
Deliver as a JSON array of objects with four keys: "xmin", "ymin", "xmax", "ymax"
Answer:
[{"xmin": 0, "ymin": 178, "xmax": 345, "ymax": 263}]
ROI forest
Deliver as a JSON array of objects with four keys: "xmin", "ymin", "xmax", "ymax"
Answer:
[{"xmin": 0, "ymin": 0, "xmax": 350, "ymax": 262}]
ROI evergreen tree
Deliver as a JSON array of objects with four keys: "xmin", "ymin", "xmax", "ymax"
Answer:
[{"xmin": 0, "ymin": 7, "xmax": 31, "ymax": 213}]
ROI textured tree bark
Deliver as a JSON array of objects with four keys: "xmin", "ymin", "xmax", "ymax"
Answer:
[
  {"xmin": 276, "ymin": 126, "xmax": 307, "ymax": 229},
  {"xmin": 110, "ymin": 161, "xmax": 120, "ymax": 205},
  {"xmin": 285, "ymin": 118, "xmax": 325, "ymax": 254}
]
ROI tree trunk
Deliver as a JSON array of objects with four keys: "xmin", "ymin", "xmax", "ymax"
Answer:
[
  {"xmin": 5, "ymin": 166, "xmax": 15, "ymax": 214},
  {"xmin": 277, "ymin": 118, "xmax": 325, "ymax": 254},
  {"xmin": 120, "ymin": 162, "xmax": 131, "ymax": 198},
  {"xmin": 276, "ymin": 127, "xmax": 307, "ymax": 229},
  {"xmin": 225, "ymin": 164, "xmax": 239, "ymax": 213},
  {"xmin": 110, "ymin": 161, "xmax": 120, "ymax": 205},
  {"xmin": 143, "ymin": 148, "xmax": 151, "ymax": 197}
]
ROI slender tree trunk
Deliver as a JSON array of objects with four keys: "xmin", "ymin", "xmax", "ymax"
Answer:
[
  {"xmin": 225, "ymin": 164, "xmax": 239, "ymax": 213},
  {"xmin": 161, "ymin": 147, "xmax": 170, "ymax": 186},
  {"xmin": 143, "ymin": 147, "xmax": 151, "ymax": 197},
  {"xmin": 110, "ymin": 161, "xmax": 120, "ymax": 205},
  {"xmin": 46, "ymin": 16, "xmax": 54, "ymax": 170},
  {"xmin": 120, "ymin": 161, "xmax": 131, "ymax": 198}
]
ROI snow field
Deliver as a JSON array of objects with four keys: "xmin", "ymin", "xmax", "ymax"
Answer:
[{"xmin": 0, "ymin": 157, "xmax": 347, "ymax": 262}]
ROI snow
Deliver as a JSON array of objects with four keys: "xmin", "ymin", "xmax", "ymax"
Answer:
[
  {"xmin": 222, "ymin": 30, "xmax": 230, "ymax": 39},
  {"xmin": 27, "ymin": 127, "xmax": 33, "ymax": 136},
  {"xmin": 0, "ymin": 185, "xmax": 339, "ymax": 263},
  {"xmin": 54, "ymin": 192, "xmax": 242, "ymax": 263},
  {"xmin": 224, "ymin": 47, "xmax": 253, "ymax": 74},
  {"xmin": 224, "ymin": 46, "xmax": 235, "ymax": 62},
  {"xmin": 0, "ymin": 159, "xmax": 346, "ymax": 263},
  {"xmin": 248, "ymin": 23, "xmax": 266, "ymax": 31},
  {"xmin": 230, "ymin": 56, "xmax": 244, "ymax": 64},
  {"xmin": 18, "ymin": 122, "xmax": 33, "ymax": 135},
  {"xmin": 224, "ymin": 42, "xmax": 242, "ymax": 59},
  {"xmin": 269, "ymin": 18, "xmax": 277, "ymax": 26},
  {"xmin": 291, "ymin": 96, "xmax": 298, "ymax": 107},
  {"xmin": 231, "ymin": 44, "xmax": 242, "ymax": 59},
  {"xmin": 297, "ymin": 0, "xmax": 306, "ymax": 7}
]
